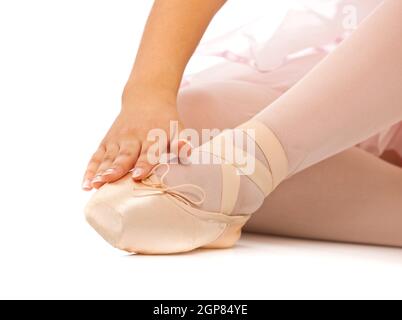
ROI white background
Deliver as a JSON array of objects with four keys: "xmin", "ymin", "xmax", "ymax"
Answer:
[{"xmin": 0, "ymin": 0, "xmax": 402, "ymax": 300}]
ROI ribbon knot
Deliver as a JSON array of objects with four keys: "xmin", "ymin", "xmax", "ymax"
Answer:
[{"xmin": 133, "ymin": 164, "xmax": 206, "ymax": 207}]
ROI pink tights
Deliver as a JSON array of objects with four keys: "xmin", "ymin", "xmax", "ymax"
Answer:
[{"xmin": 177, "ymin": 0, "xmax": 402, "ymax": 246}]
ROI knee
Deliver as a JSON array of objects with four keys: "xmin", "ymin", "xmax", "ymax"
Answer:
[{"xmin": 177, "ymin": 84, "xmax": 228, "ymax": 131}]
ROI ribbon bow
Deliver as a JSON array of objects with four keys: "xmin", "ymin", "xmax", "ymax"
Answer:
[{"xmin": 132, "ymin": 164, "xmax": 206, "ymax": 207}]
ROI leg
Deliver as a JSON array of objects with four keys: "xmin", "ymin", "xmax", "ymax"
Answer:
[
  {"xmin": 176, "ymin": 1, "xmax": 402, "ymax": 217},
  {"xmin": 245, "ymin": 147, "xmax": 402, "ymax": 247},
  {"xmin": 178, "ymin": 75, "xmax": 402, "ymax": 247},
  {"xmin": 254, "ymin": 0, "xmax": 402, "ymax": 174},
  {"xmin": 178, "ymin": 79, "xmax": 282, "ymax": 131},
  {"xmin": 143, "ymin": 3, "xmax": 402, "ymax": 217}
]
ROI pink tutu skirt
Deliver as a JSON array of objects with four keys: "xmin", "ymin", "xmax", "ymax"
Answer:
[{"xmin": 183, "ymin": 0, "xmax": 402, "ymax": 162}]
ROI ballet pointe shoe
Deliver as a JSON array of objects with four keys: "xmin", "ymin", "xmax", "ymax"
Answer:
[{"xmin": 85, "ymin": 120, "xmax": 288, "ymax": 254}]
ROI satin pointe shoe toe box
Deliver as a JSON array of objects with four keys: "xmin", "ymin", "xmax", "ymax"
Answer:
[{"xmin": 85, "ymin": 175, "xmax": 239, "ymax": 254}]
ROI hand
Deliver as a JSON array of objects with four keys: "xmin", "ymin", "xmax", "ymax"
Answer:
[{"xmin": 82, "ymin": 89, "xmax": 183, "ymax": 190}]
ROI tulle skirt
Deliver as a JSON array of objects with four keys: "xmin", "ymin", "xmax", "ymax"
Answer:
[{"xmin": 182, "ymin": 0, "xmax": 401, "ymax": 162}]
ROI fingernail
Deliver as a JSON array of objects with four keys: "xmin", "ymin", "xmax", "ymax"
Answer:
[
  {"xmin": 82, "ymin": 179, "xmax": 92, "ymax": 190},
  {"xmin": 131, "ymin": 168, "xmax": 143, "ymax": 179},
  {"xmin": 92, "ymin": 175, "xmax": 103, "ymax": 184},
  {"xmin": 102, "ymin": 168, "xmax": 116, "ymax": 176}
]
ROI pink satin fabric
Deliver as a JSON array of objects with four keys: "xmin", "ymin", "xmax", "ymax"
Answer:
[{"xmin": 183, "ymin": 0, "xmax": 401, "ymax": 160}]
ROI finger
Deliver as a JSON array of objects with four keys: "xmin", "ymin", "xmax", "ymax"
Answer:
[
  {"xmin": 82, "ymin": 146, "xmax": 105, "ymax": 191},
  {"xmin": 101, "ymin": 140, "xmax": 141, "ymax": 183},
  {"xmin": 171, "ymin": 139, "xmax": 193, "ymax": 165},
  {"xmin": 92, "ymin": 143, "xmax": 119, "ymax": 189},
  {"xmin": 131, "ymin": 141, "xmax": 159, "ymax": 181}
]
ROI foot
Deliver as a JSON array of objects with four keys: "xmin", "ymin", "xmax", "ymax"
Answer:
[
  {"xmin": 153, "ymin": 129, "xmax": 269, "ymax": 215},
  {"xmin": 85, "ymin": 119, "xmax": 289, "ymax": 254},
  {"xmin": 149, "ymin": 119, "xmax": 289, "ymax": 215}
]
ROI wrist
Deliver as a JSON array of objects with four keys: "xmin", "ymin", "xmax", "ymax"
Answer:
[{"xmin": 122, "ymin": 82, "xmax": 177, "ymax": 108}]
